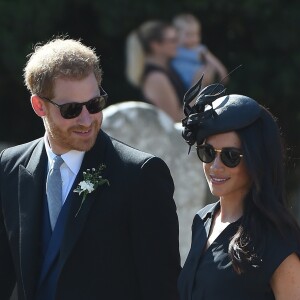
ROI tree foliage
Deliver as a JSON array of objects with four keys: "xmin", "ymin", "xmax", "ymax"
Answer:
[{"xmin": 0, "ymin": 0, "xmax": 299, "ymax": 164}]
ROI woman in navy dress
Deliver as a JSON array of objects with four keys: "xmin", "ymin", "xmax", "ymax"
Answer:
[{"xmin": 178, "ymin": 76, "xmax": 300, "ymax": 299}]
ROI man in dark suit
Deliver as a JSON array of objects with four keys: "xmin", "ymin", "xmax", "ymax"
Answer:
[{"xmin": 0, "ymin": 38, "xmax": 181, "ymax": 300}]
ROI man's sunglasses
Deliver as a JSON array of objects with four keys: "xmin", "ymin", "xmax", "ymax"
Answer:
[
  {"xmin": 40, "ymin": 87, "xmax": 108, "ymax": 119},
  {"xmin": 196, "ymin": 144, "xmax": 243, "ymax": 168}
]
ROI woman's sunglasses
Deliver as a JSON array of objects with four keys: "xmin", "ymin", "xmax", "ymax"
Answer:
[
  {"xmin": 40, "ymin": 87, "xmax": 108, "ymax": 119},
  {"xmin": 196, "ymin": 144, "xmax": 243, "ymax": 168}
]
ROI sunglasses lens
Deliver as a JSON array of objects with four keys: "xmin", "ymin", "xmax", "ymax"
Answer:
[
  {"xmin": 197, "ymin": 145, "xmax": 215, "ymax": 163},
  {"xmin": 86, "ymin": 96, "xmax": 106, "ymax": 114},
  {"xmin": 197, "ymin": 145, "xmax": 242, "ymax": 168},
  {"xmin": 221, "ymin": 149, "xmax": 242, "ymax": 168},
  {"xmin": 59, "ymin": 96, "xmax": 106, "ymax": 119},
  {"xmin": 60, "ymin": 103, "xmax": 83, "ymax": 119}
]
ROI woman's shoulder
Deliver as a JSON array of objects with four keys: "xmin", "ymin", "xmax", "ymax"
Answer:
[
  {"xmin": 143, "ymin": 68, "xmax": 176, "ymax": 95},
  {"xmin": 263, "ymin": 225, "xmax": 300, "ymax": 279},
  {"xmin": 142, "ymin": 64, "xmax": 169, "ymax": 84}
]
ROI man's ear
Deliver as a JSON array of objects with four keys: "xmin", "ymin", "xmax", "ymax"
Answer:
[{"xmin": 31, "ymin": 95, "xmax": 47, "ymax": 117}]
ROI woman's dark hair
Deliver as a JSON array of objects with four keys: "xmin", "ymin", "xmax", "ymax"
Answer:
[{"xmin": 229, "ymin": 108, "xmax": 300, "ymax": 273}]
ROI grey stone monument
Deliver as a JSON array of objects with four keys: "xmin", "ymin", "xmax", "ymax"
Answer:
[{"xmin": 102, "ymin": 101, "xmax": 209, "ymax": 263}]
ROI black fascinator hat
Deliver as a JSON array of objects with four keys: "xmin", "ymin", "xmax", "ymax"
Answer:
[{"xmin": 181, "ymin": 75, "xmax": 262, "ymax": 150}]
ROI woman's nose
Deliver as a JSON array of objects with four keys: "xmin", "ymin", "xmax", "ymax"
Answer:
[{"xmin": 210, "ymin": 153, "xmax": 225, "ymax": 171}]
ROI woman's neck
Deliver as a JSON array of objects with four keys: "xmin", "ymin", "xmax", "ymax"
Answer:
[{"xmin": 218, "ymin": 198, "xmax": 244, "ymax": 223}]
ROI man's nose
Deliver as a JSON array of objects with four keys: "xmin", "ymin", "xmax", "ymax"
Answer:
[{"xmin": 77, "ymin": 105, "xmax": 93, "ymax": 127}]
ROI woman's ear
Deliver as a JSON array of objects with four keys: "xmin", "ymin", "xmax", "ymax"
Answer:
[{"xmin": 31, "ymin": 95, "xmax": 47, "ymax": 117}]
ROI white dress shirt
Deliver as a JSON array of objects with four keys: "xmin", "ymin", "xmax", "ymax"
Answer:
[{"xmin": 44, "ymin": 135, "xmax": 85, "ymax": 204}]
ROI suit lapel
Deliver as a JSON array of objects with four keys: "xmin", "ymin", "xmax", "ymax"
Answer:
[
  {"xmin": 18, "ymin": 139, "xmax": 47, "ymax": 299},
  {"xmin": 59, "ymin": 131, "xmax": 109, "ymax": 268}
]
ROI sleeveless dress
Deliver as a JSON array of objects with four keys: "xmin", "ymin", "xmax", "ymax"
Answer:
[
  {"xmin": 142, "ymin": 63, "xmax": 186, "ymax": 105},
  {"xmin": 178, "ymin": 202, "xmax": 300, "ymax": 300}
]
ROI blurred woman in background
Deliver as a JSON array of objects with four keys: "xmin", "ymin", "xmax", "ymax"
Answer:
[{"xmin": 125, "ymin": 20, "xmax": 185, "ymax": 122}]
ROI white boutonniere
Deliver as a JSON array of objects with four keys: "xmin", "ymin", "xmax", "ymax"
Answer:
[{"xmin": 74, "ymin": 164, "xmax": 109, "ymax": 217}]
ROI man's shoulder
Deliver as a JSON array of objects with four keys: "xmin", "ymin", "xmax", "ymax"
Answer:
[
  {"xmin": 108, "ymin": 134, "xmax": 154, "ymax": 161},
  {"xmin": 101, "ymin": 132, "xmax": 169, "ymax": 172},
  {"xmin": 0, "ymin": 137, "xmax": 43, "ymax": 165},
  {"xmin": 2, "ymin": 137, "xmax": 42, "ymax": 154}
]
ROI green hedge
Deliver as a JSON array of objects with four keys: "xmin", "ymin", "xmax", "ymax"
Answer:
[{"xmin": 1, "ymin": 0, "xmax": 299, "ymax": 162}]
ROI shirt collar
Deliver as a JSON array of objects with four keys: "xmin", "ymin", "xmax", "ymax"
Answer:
[
  {"xmin": 201, "ymin": 201, "xmax": 242, "ymax": 226},
  {"xmin": 44, "ymin": 134, "xmax": 85, "ymax": 175},
  {"xmin": 202, "ymin": 201, "xmax": 220, "ymax": 222}
]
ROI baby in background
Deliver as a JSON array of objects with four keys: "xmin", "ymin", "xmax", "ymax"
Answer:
[{"xmin": 172, "ymin": 13, "xmax": 228, "ymax": 89}]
